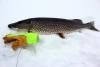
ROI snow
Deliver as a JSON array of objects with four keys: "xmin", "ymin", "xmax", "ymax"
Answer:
[{"xmin": 0, "ymin": 0, "xmax": 100, "ymax": 67}]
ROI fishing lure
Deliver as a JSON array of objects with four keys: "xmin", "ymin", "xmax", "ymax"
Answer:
[{"xmin": 3, "ymin": 33, "xmax": 39, "ymax": 50}]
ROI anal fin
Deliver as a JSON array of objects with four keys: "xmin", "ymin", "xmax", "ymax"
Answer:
[{"xmin": 57, "ymin": 33, "xmax": 65, "ymax": 39}]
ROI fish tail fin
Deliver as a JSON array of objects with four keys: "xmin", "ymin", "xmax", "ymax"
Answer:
[{"xmin": 85, "ymin": 21, "xmax": 99, "ymax": 31}]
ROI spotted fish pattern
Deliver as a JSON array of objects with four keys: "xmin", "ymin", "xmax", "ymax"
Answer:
[{"xmin": 8, "ymin": 17, "xmax": 99, "ymax": 38}]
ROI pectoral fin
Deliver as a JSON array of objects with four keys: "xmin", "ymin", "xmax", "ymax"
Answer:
[
  {"xmin": 28, "ymin": 30, "xmax": 31, "ymax": 32},
  {"xmin": 28, "ymin": 28, "xmax": 32, "ymax": 32},
  {"xmin": 57, "ymin": 33, "xmax": 65, "ymax": 39}
]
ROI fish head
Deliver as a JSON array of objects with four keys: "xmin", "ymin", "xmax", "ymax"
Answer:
[
  {"xmin": 8, "ymin": 21, "xmax": 30, "ymax": 32},
  {"xmin": 8, "ymin": 20, "xmax": 31, "ymax": 30},
  {"xmin": 8, "ymin": 23, "xmax": 18, "ymax": 29}
]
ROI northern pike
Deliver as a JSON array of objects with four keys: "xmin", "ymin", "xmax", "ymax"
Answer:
[{"xmin": 8, "ymin": 17, "xmax": 99, "ymax": 38}]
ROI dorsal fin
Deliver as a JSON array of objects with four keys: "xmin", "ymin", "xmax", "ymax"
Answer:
[{"xmin": 72, "ymin": 19, "xmax": 83, "ymax": 24}]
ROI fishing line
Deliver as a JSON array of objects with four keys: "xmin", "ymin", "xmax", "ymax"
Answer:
[
  {"xmin": 15, "ymin": 46, "xmax": 36, "ymax": 67},
  {"xmin": 16, "ymin": 48, "xmax": 22, "ymax": 67},
  {"xmin": 32, "ymin": 45, "xmax": 37, "ymax": 54},
  {"xmin": 27, "ymin": 45, "xmax": 37, "ymax": 55}
]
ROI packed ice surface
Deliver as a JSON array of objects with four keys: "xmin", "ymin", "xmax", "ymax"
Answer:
[{"xmin": 0, "ymin": 0, "xmax": 100, "ymax": 67}]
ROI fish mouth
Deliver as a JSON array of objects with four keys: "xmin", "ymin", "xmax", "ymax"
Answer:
[
  {"xmin": 8, "ymin": 24, "xmax": 13, "ymax": 28},
  {"xmin": 8, "ymin": 23, "xmax": 17, "ymax": 29},
  {"xmin": 8, "ymin": 24, "xmax": 18, "ymax": 31}
]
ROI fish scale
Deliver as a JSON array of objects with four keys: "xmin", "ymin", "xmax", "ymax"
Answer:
[{"xmin": 29, "ymin": 21, "xmax": 82, "ymax": 34}]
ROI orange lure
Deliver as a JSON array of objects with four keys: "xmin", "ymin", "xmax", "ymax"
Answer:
[{"xmin": 3, "ymin": 35, "xmax": 27, "ymax": 50}]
